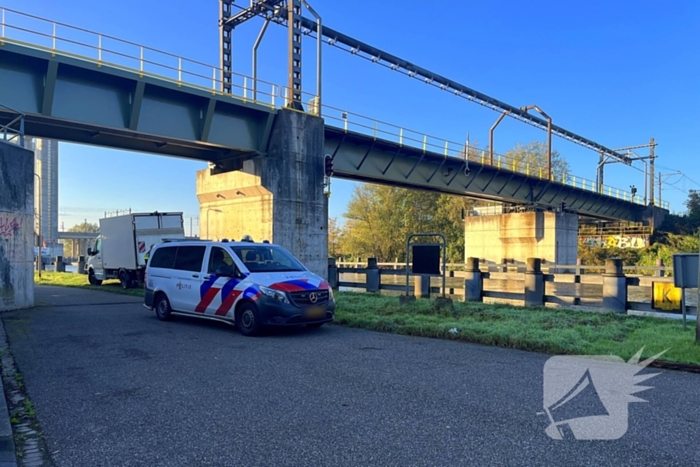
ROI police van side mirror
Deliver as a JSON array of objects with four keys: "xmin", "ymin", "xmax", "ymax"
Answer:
[{"xmin": 87, "ymin": 248, "xmax": 93, "ymax": 256}]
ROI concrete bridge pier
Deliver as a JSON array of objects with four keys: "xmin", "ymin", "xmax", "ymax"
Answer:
[
  {"xmin": 464, "ymin": 210, "xmax": 578, "ymax": 268},
  {"xmin": 197, "ymin": 109, "xmax": 328, "ymax": 279},
  {"xmin": 0, "ymin": 140, "xmax": 34, "ymax": 310}
]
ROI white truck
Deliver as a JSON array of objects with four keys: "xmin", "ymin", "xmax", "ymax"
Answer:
[{"xmin": 86, "ymin": 212, "xmax": 185, "ymax": 289}]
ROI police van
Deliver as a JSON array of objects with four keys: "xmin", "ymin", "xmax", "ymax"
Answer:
[{"xmin": 143, "ymin": 237, "xmax": 335, "ymax": 336}]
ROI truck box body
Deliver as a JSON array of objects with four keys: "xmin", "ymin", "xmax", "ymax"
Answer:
[{"xmin": 100, "ymin": 213, "xmax": 185, "ymax": 271}]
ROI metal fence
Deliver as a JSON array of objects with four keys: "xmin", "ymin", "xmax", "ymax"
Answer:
[
  {"xmin": 329, "ymin": 258, "xmax": 696, "ymax": 320},
  {"xmin": 336, "ymin": 259, "xmax": 674, "ymax": 276}
]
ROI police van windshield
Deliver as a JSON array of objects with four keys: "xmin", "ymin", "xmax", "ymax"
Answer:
[{"xmin": 231, "ymin": 245, "xmax": 306, "ymax": 273}]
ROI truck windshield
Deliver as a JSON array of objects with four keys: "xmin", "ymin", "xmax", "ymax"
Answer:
[{"xmin": 231, "ymin": 245, "xmax": 306, "ymax": 273}]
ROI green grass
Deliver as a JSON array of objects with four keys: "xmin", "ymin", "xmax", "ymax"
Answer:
[
  {"xmin": 34, "ymin": 272, "xmax": 144, "ymax": 297},
  {"xmin": 34, "ymin": 272, "xmax": 700, "ymax": 366},
  {"xmin": 333, "ymin": 292, "xmax": 700, "ymax": 366}
]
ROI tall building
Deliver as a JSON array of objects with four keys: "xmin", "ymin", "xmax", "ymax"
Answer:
[{"xmin": 24, "ymin": 138, "xmax": 59, "ymax": 250}]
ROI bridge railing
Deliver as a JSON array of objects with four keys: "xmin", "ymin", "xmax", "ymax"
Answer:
[{"xmin": 0, "ymin": 7, "xmax": 284, "ymax": 109}]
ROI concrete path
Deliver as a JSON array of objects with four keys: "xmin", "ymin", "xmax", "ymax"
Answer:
[{"xmin": 2, "ymin": 286, "xmax": 699, "ymax": 466}]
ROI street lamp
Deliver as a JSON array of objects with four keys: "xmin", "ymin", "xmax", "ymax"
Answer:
[
  {"xmin": 521, "ymin": 105, "xmax": 553, "ymax": 179},
  {"xmin": 205, "ymin": 208, "xmax": 222, "ymax": 240},
  {"xmin": 34, "ymin": 172, "xmax": 41, "ymax": 278}
]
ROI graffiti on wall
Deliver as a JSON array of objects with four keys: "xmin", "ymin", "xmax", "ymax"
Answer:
[
  {"xmin": 580, "ymin": 235, "xmax": 648, "ymax": 249},
  {"xmin": 0, "ymin": 214, "xmax": 22, "ymax": 239}
]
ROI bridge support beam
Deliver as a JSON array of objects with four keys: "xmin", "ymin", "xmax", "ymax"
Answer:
[
  {"xmin": 0, "ymin": 141, "xmax": 35, "ymax": 311},
  {"xmin": 464, "ymin": 210, "xmax": 578, "ymax": 268},
  {"xmin": 197, "ymin": 109, "xmax": 328, "ymax": 279}
]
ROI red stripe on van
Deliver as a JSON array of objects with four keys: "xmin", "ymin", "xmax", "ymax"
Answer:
[
  {"xmin": 215, "ymin": 290, "xmax": 241, "ymax": 316},
  {"xmin": 195, "ymin": 287, "xmax": 220, "ymax": 313}
]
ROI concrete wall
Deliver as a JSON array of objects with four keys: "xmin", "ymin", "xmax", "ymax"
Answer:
[
  {"xmin": 198, "ymin": 109, "xmax": 328, "ymax": 279},
  {"xmin": 465, "ymin": 211, "xmax": 578, "ymax": 265},
  {"xmin": 0, "ymin": 141, "xmax": 34, "ymax": 311}
]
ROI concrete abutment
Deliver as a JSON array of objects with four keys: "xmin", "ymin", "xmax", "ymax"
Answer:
[
  {"xmin": 464, "ymin": 210, "xmax": 578, "ymax": 267},
  {"xmin": 0, "ymin": 140, "xmax": 34, "ymax": 311},
  {"xmin": 197, "ymin": 109, "xmax": 328, "ymax": 279}
]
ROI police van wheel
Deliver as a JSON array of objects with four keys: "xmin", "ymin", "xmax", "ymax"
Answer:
[
  {"xmin": 155, "ymin": 294, "xmax": 173, "ymax": 321},
  {"xmin": 237, "ymin": 302, "xmax": 261, "ymax": 337}
]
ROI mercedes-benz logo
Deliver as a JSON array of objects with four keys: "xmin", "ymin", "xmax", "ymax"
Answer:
[{"xmin": 309, "ymin": 292, "xmax": 318, "ymax": 303}]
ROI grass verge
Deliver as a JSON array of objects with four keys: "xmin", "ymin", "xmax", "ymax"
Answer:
[
  {"xmin": 335, "ymin": 293, "xmax": 700, "ymax": 366},
  {"xmin": 35, "ymin": 272, "xmax": 700, "ymax": 366},
  {"xmin": 34, "ymin": 271, "xmax": 143, "ymax": 297}
]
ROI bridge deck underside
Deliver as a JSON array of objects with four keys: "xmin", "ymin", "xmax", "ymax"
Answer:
[
  {"xmin": 325, "ymin": 127, "xmax": 648, "ymax": 222},
  {"xmin": 0, "ymin": 42, "xmax": 275, "ymax": 166}
]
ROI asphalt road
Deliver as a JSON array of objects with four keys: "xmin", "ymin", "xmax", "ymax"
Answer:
[{"xmin": 3, "ymin": 286, "xmax": 700, "ymax": 466}]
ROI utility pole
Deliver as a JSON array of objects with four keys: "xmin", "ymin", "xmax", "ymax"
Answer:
[
  {"xmin": 649, "ymin": 137, "xmax": 655, "ymax": 206},
  {"xmin": 597, "ymin": 151, "xmax": 604, "ymax": 193},
  {"xmin": 34, "ymin": 172, "xmax": 41, "ymax": 278}
]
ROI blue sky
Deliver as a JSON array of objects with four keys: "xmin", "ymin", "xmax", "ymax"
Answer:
[{"xmin": 3, "ymin": 0, "xmax": 698, "ymax": 233}]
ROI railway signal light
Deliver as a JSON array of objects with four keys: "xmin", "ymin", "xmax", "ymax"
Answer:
[{"xmin": 324, "ymin": 155, "xmax": 333, "ymax": 177}]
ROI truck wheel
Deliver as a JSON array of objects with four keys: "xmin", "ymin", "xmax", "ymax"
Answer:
[
  {"xmin": 236, "ymin": 302, "xmax": 261, "ymax": 337},
  {"xmin": 119, "ymin": 271, "xmax": 131, "ymax": 289},
  {"xmin": 88, "ymin": 270, "xmax": 102, "ymax": 286}
]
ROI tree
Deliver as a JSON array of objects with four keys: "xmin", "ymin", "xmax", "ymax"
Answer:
[
  {"xmin": 68, "ymin": 221, "xmax": 99, "ymax": 233},
  {"xmin": 685, "ymin": 189, "xmax": 700, "ymax": 223},
  {"xmin": 61, "ymin": 221, "xmax": 99, "ymax": 258},
  {"xmin": 341, "ymin": 185, "xmax": 437, "ymax": 262},
  {"xmin": 328, "ymin": 217, "xmax": 343, "ymax": 258},
  {"xmin": 338, "ymin": 184, "xmax": 476, "ymax": 263},
  {"xmin": 501, "ymin": 141, "xmax": 570, "ymax": 180}
]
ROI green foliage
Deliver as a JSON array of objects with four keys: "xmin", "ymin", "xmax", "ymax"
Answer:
[
  {"xmin": 654, "ymin": 213, "xmax": 697, "ymax": 237},
  {"xmin": 637, "ymin": 234, "xmax": 699, "ymax": 267},
  {"xmin": 685, "ymin": 189, "xmax": 700, "ymax": 223},
  {"xmin": 328, "ymin": 217, "xmax": 343, "ymax": 258},
  {"xmin": 68, "ymin": 221, "xmax": 99, "ymax": 233},
  {"xmin": 337, "ymin": 184, "xmax": 475, "ymax": 262},
  {"xmin": 502, "ymin": 142, "xmax": 571, "ymax": 180},
  {"xmin": 578, "ymin": 243, "xmax": 640, "ymax": 266},
  {"xmin": 579, "ymin": 189, "xmax": 700, "ymax": 269}
]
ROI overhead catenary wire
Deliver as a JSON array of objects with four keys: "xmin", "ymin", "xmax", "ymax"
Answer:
[{"xmin": 225, "ymin": 2, "xmax": 632, "ymax": 165}]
